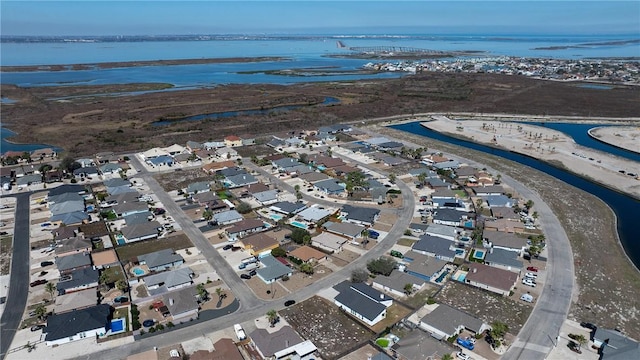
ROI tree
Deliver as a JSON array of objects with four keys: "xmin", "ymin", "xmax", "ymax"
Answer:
[
  {"xmin": 300, "ymin": 263, "xmax": 314, "ymax": 275},
  {"xmin": 290, "ymin": 228, "xmax": 311, "ymax": 244},
  {"xmin": 215, "ymin": 287, "xmax": 224, "ymax": 300},
  {"xmin": 351, "ymin": 268, "xmax": 369, "ymax": 283},
  {"xmin": 196, "ymin": 283, "xmax": 209, "ymax": 301},
  {"xmin": 532, "ymin": 211, "xmax": 539, "ymax": 220},
  {"xmin": 271, "ymin": 247, "xmax": 286, "ymax": 258},
  {"xmin": 442, "ymin": 354, "xmax": 454, "ymax": 360},
  {"xmin": 298, "ymin": 153, "xmax": 308, "ymax": 164},
  {"xmin": 38, "ymin": 164, "xmax": 53, "ymax": 174},
  {"xmin": 99, "ymin": 271, "xmax": 110, "ymax": 290},
  {"xmin": 574, "ymin": 334, "xmax": 587, "ymax": 350},
  {"xmin": 367, "ymin": 257, "xmax": 396, "ymax": 276},
  {"xmin": 345, "ymin": 171, "xmax": 369, "ymax": 196},
  {"xmin": 490, "ymin": 320, "xmax": 509, "ymax": 339},
  {"xmin": 59, "ymin": 156, "xmax": 81, "ymax": 173},
  {"xmin": 45, "ymin": 282, "xmax": 57, "ymax": 301},
  {"xmin": 404, "ymin": 283, "xmax": 414, "ymax": 295},
  {"xmin": 116, "ymin": 279, "xmax": 128, "ymax": 292},
  {"xmin": 417, "ymin": 172, "xmax": 427, "ymax": 185},
  {"xmin": 388, "ymin": 173, "xmax": 396, "ymax": 184},
  {"xmin": 525, "ymin": 200, "xmax": 534, "ymax": 210},
  {"xmin": 34, "ymin": 304, "xmax": 47, "ymax": 320},
  {"xmin": 202, "ymin": 209, "xmax": 213, "ymax": 221},
  {"xmin": 266, "ymin": 309, "xmax": 278, "ymax": 327},
  {"xmin": 236, "ymin": 201, "xmax": 252, "ymax": 214}
]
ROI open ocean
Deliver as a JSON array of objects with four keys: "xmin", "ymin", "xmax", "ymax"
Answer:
[{"xmin": 1, "ymin": 34, "xmax": 639, "ymax": 87}]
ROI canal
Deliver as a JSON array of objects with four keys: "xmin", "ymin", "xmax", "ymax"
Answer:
[{"xmin": 390, "ymin": 121, "xmax": 640, "ymax": 270}]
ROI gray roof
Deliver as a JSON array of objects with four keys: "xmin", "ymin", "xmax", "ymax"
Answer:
[
  {"xmin": 377, "ymin": 141, "xmax": 404, "ymax": 149},
  {"xmin": 250, "ymin": 326, "xmax": 304, "ymax": 358},
  {"xmin": 314, "ymin": 179, "xmax": 344, "ymax": 193},
  {"xmin": 412, "ymin": 235, "xmax": 456, "ymax": 258},
  {"xmin": 144, "ymin": 267, "xmax": 193, "ymax": 289},
  {"xmin": 409, "ymin": 223, "xmax": 429, "ymax": 231},
  {"xmin": 121, "ymin": 221, "xmax": 161, "ymax": 241},
  {"xmin": 54, "ymin": 289, "xmax": 97, "ymax": 314},
  {"xmin": 491, "ymin": 206, "xmax": 518, "ymax": 219},
  {"xmin": 323, "ymin": 221, "xmax": 366, "ymax": 238},
  {"xmin": 432, "ymin": 160, "xmax": 460, "ymax": 170},
  {"xmin": 103, "ymin": 178, "xmax": 130, "ymax": 188},
  {"xmin": 290, "ymin": 164, "xmax": 314, "ymax": 175},
  {"xmin": 433, "ymin": 208, "xmax": 466, "ymax": 223},
  {"xmin": 473, "ymin": 185, "xmax": 504, "ymax": 195},
  {"xmin": 483, "ymin": 231, "xmax": 528, "ymax": 249},
  {"xmin": 484, "ymin": 248, "xmax": 524, "ymax": 269},
  {"xmin": 113, "ymin": 201, "xmax": 148, "ymax": 215},
  {"xmin": 47, "ymin": 184, "xmax": 86, "ymax": 197},
  {"xmin": 124, "ymin": 211, "xmax": 154, "ymax": 226},
  {"xmin": 138, "ymin": 249, "xmax": 183, "ymax": 269},
  {"xmin": 56, "ymin": 267, "xmax": 99, "ymax": 294},
  {"xmin": 485, "ymin": 195, "xmax": 513, "ymax": 208},
  {"xmin": 217, "ymin": 167, "xmax": 245, "ymax": 177},
  {"xmin": 406, "ymin": 253, "xmax": 448, "ymax": 277},
  {"xmin": 50, "ymin": 201, "xmax": 85, "ymax": 216},
  {"xmin": 373, "ymin": 270, "xmax": 424, "ymax": 291},
  {"xmin": 186, "ymin": 181, "xmax": 211, "ymax": 193},
  {"xmin": 16, "ymin": 173, "xmax": 42, "ymax": 185},
  {"xmin": 192, "ymin": 191, "xmax": 220, "ymax": 204},
  {"xmin": 227, "ymin": 218, "xmax": 265, "ymax": 234},
  {"xmin": 297, "ymin": 206, "xmax": 334, "ymax": 222},
  {"xmin": 408, "ymin": 168, "xmax": 438, "ymax": 178},
  {"xmin": 225, "ymin": 173, "xmax": 258, "ymax": 188},
  {"xmin": 55, "ymin": 236, "xmax": 92, "ymax": 255},
  {"xmin": 56, "ymin": 252, "xmax": 92, "ymax": 272},
  {"xmin": 257, "ymin": 255, "xmax": 292, "ymax": 281},
  {"xmin": 420, "ymin": 304, "xmax": 485, "ymax": 335},
  {"xmin": 333, "ymin": 281, "xmax": 390, "ymax": 322},
  {"xmin": 253, "ymin": 189, "xmax": 279, "ymax": 203},
  {"xmin": 455, "ymin": 166, "xmax": 478, "ymax": 177},
  {"xmin": 105, "ymin": 192, "xmax": 139, "ymax": 205},
  {"xmin": 272, "ymin": 157, "xmax": 301, "ymax": 169},
  {"xmin": 48, "ymin": 192, "xmax": 84, "ymax": 204},
  {"xmin": 427, "ymin": 177, "xmax": 448, "ymax": 188},
  {"xmin": 390, "ymin": 329, "xmax": 454, "ymax": 360},
  {"xmin": 270, "ymin": 201, "xmax": 306, "ymax": 215},
  {"xmin": 214, "ymin": 210, "xmax": 243, "ymax": 224},
  {"xmin": 162, "ymin": 285, "xmax": 199, "ymax": 316},
  {"xmin": 593, "ymin": 328, "xmax": 640, "ymax": 360},
  {"xmin": 50, "ymin": 211, "xmax": 89, "ymax": 225},
  {"xmin": 99, "ymin": 163, "xmax": 121, "ymax": 173},
  {"xmin": 45, "ymin": 304, "xmax": 111, "ymax": 342},
  {"xmin": 431, "ymin": 188, "xmax": 456, "ymax": 198},
  {"xmin": 425, "ymin": 224, "xmax": 459, "ymax": 239},
  {"xmin": 342, "ymin": 204, "xmax": 380, "ymax": 224}
]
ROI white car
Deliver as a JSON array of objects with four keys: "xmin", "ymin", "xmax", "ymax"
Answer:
[
  {"xmin": 522, "ymin": 279, "xmax": 537, "ymax": 287},
  {"xmin": 456, "ymin": 352, "xmax": 471, "ymax": 360},
  {"xmin": 525, "ymin": 272, "xmax": 538, "ymax": 279}
]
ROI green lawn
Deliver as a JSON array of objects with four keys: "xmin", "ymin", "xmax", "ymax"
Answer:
[
  {"xmin": 454, "ymin": 189, "xmax": 468, "ymax": 198},
  {"xmin": 397, "ymin": 238, "xmax": 417, "ymax": 247},
  {"xmin": 102, "ymin": 266, "xmax": 126, "ymax": 284},
  {"xmin": 115, "ymin": 234, "xmax": 193, "ymax": 262}
]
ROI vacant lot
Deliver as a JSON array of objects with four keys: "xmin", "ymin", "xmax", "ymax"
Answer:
[
  {"xmin": 115, "ymin": 233, "xmax": 193, "ymax": 263},
  {"xmin": 0, "ymin": 235, "xmax": 12, "ymax": 275},
  {"xmin": 435, "ymin": 281, "xmax": 531, "ymax": 335},
  {"xmin": 154, "ymin": 169, "xmax": 213, "ymax": 192},
  {"xmin": 280, "ymin": 296, "xmax": 375, "ymax": 359}
]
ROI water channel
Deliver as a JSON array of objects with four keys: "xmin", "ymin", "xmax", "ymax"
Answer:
[{"xmin": 390, "ymin": 121, "xmax": 640, "ymax": 270}]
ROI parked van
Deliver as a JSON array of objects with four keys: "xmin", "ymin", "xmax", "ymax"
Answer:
[
  {"xmin": 234, "ymin": 324, "xmax": 246, "ymax": 340},
  {"xmin": 520, "ymin": 294, "xmax": 534, "ymax": 303}
]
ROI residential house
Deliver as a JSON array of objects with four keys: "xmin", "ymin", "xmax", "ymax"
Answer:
[
  {"xmin": 473, "ymin": 185, "xmax": 504, "ymax": 196},
  {"xmin": 340, "ymin": 204, "xmax": 380, "ymax": 226},
  {"xmin": 79, "ymin": 221, "xmax": 109, "ymax": 239},
  {"xmin": 147, "ymin": 155, "xmax": 174, "ymax": 167},
  {"xmin": 120, "ymin": 221, "xmax": 161, "ymax": 243},
  {"xmin": 378, "ymin": 155, "xmax": 407, "ymax": 167},
  {"xmin": 47, "ymin": 184, "xmax": 86, "ymax": 197},
  {"xmin": 190, "ymin": 338, "xmax": 244, "ymax": 360},
  {"xmin": 311, "ymin": 232, "xmax": 348, "ymax": 253},
  {"xmin": 192, "ymin": 192, "xmax": 226, "ymax": 211},
  {"xmin": 270, "ymin": 201, "xmax": 306, "ymax": 216},
  {"xmin": 412, "ymin": 235, "xmax": 458, "ymax": 262},
  {"xmin": 186, "ymin": 181, "xmax": 211, "ymax": 195},
  {"xmin": 16, "ymin": 173, "xmax": 42, "ymax": 186},
  {"xmin": 54, "ymin": 289, "xmax": 97, "ymax": 314},
  {"xmin": 299, "ymin": 171, "xmax": 330, "ymax": 184},
  {"xmin": 223, "ymin": 135, "xmax": 243, "ymax": 148},
  {"xmin": 592, "ymin": 328, "xmax": 640, "ymax": 359},
  {"xmin": 296, "ymin": 206, "xmax": 334, "ymax": 223},
  {"xmin": 426, "ymin": 177, "xmax": 449, "ymax": 189},
  {"xmin": 141, "ymin": 147, "xmax": 170, "ymax": 160},
  {"xmin": 424, "ymin": 224, "xmax": 459, "ymax": 241},
  {"xmin": 250, "ymin": 326, "xmax": 309, "ymax": 360},
  {"xmin": 44, "ymin": 169, "xmax": 64, "ymax": 183},
  {"xmin": 432, "ymin": 208, "xmax": 469, "ymax": 226},
  {"xmin": 454, "ymin": 166, "xmax": 478, "ymax": 179},
  {"xmin": 50, "ymin": 200, "xmax": 85, "ymax": 217},
  {"xmin": 432, "ymin": 159, "xmax": 460, "ymax": 170},
  {"xmin": 31, "ymin": 147, "xmax": 57, "ymax": 160},
  {"xmin": 372, "ymin": 270, "xmax": 424, "ymax": 298},
  {"xmin": 186, "ymin": 141, "xmax": 203, "ymax": 152},
  {"xmin": 240, "ymin": 233, "xmax": 280, "ymax": 256},
  {"xmin": 202, "ymin": 160, "xmax": 235, "ymax": 174},
  {"xmin": 213, "ymin": 210, "xmax": 243, "ymax": 225},
  {"xmin": 55, "ymin": 236, "xmax": 92, "ymax": 257},
  {"xmin": 57, "ymin": 267, "xmax": 100, "ymax": 295},
  {"xmin": 242, "ymin": 137, "xmax": 255, "ymax": 146},
  {"xmin": 483, "ymin": 231, "xmax": 528, "ymax": 253},
  {"xmin": 138, "ymin": 249, "xmax": 184, "ymax": 272},
  {"xmin": 409, "ymin": 223, "xmax": 429, "ymax": 235},
  {"xmin": 50, "ymin": 211, "xmax": 90, "ymax": 226},
  {"xmin": 53, "ymin": 226, "xmax": 79, "ymax": 242},
  {"xmin": 161, "ymin": 285, "xmax": 199, "ymax": 323},
  {"xmin": 256, "ymin": 255, "xmax": 292, "ymax": 284},
  {"xmin": 253, "ymin": 189, "xmax": 279, "ymax": 205},
  {"xmin": 203, "ymin": 141, "xmax": 226, "ymax": 150},
  {"xmin": 144, "ymin": 267, "xmax": 193, "ymax": 292},
  {"xmin": 91, "ymin": 250, "xmax": 119, "ymax": 269},
  {"xmin": 289, "ymin": 246, "xmax": 328, "ymax": 263},
  {"xmin": 44, "ymin": 304, "xmax": 112, "ymax": 346},
  {"xmin": 99, "ymin": 163, "xmax": 122, "ymax": 175},
  {"xmin": 333, "ymin": 281, "xmax": 393, "ymax": 327},
  {"xmin": 164, "ymin": 144, "xmax": 187, "ymax": 156},
  {"xmin": 272, "ymin": 157, "xmax": 301, "ymax": 173},
  {"xmin": 465, "ymin": 263, "xmax": 519, "ymax": 296},
  {"xmin": 73, "ymin": 166, "xmax": 99, "ymax": 178},
  {"xmin": 323, "ymin": 221, "xmax": 365, "ymax": 240},
  {"xmin": 431, "ymin": 197, "xmax": 465, "ymax": 210},
  {"xmin": 123, "ymin": 211, "xmax": 154, "ymax": 226},
  {"xmin": 56, "ymin": 252, "xmax": 92, "ymax": 274},
  {"xmin": 491, "ymin": 206, "xmax": 520, "ymax": 221},
  {"xmin": 223, "ymin": 173, "xmax": 258, "ymax": 188},
  {"xmin": 484, "ymin": 219, "xmax": 526, "ymax": 233},
  {"xmin": 485, "ymin": 195, "xmax": 514, "ymax": 208},
  {"xmin": 404, "ymin": 253, "xmax": 449, "ymax": 282},
  {"xmin": 313, "ymin": 178, "xmax": 345, "ymax": 196},
  {"xmin": 419, "ymin": 304, "xmax": 488, "ymax": 340},
  {"xmin": 226, "ymin": 218, "xmax": 266, "ymax": 240},
  {"xmin": 215, "ymin": 147, "xmax": 238, "ymax": 159},
  {"xmin": 483, "ymin": 247, "xmax": 524, "ymax": 273}
]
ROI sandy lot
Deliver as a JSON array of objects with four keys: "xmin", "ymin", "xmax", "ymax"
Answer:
[
  {"xmin": 589, "ymin": 125, "xmax": 640, "ymax": 153},
  {"xmin": 423, "ymin": 115, "xmax": 640, "ymax": 198}
]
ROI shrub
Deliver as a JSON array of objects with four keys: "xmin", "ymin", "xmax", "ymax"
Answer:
[
  {"xmin": 167, "ymin": 322, "xmax": 175, "ymax": 328},
  {"xmin": 281, "ymin": 275, "xmax": 290, "ymax": 281},
  {"xmin": 139, "ymin": 329, "xmax": 145, "ymax": 335},
  {"xmin": 156, "ymin": 324, "xmax": 165, "ymax": 331},
  {"xmin": 426, "ymin": 297, "xmax": 436, "ymax": 305},
  {"xmin": 148, "ymin": 327, "xmax": 156, "ymax": 333}
]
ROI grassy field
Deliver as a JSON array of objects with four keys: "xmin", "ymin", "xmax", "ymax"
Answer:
[{"xmin": 115, "ymin": 233, "xmax": 193, "ymax": 262}]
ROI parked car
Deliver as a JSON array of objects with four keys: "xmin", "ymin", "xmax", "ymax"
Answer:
[
  {"xmin": 240, "ymin": 274, "xmax": 251, "ymax": 280},
  {"xmin": 525, "ymin": 272, "xmax": 538, "ymax": 279},
  {"xmin": 580, "ymin": 322, "xmax": 597, "ymax": 331},
  {"xmin": 526, "ymin": 266, "xmax": 539, "ymax": 272},
  {"xmin": 30, "ymin": 324, "xmax": 45, "ymax": 332},
  {"xmin": 231, "ymin": 246, "xmax": 242, "ymax": 252},
  {"xmin": 153, "ymin": 208, "xmax": 166, "ymax": 215},
  {"xmin": 368, "ymin": 230, "xmax": 380, "ymax": 239},
  {"xmin": 114, "ymin": 296, "xmax": 129, "ymax": 303},
  {"xmin": 520, "ymin": 294, "xmax": 534, "ymax": 303},
  {"xmin": 222, "ymin": 244, "xmax": 233, "ymax": 251},
  {"xmin": 456, "ymin": 351, "xmax": 471, "ymax": 360},
  {"xmin": 142, "ymin": 319, "xmax": 155, "ymax": 328},
  {"xmin": 284, "ymin": 300, "xmax": 296, "ymax": 307},
  {"xmin": 248, "ymin": 269, "xmax": 257, "ymax": 277},
  {"xmin": 30, "ymin": 279, "xmax": 47, "ymax": 287},
  {"xmin": 40, "ymin": 261, "xmax": 54, "ymax": 267},
  {"xmin": 522, "ymin": 279, "xmax": 536, "ymax": 287},
  {"xmin": 456, "ymin": 337, "xmax": 475, "ymax": 350}
]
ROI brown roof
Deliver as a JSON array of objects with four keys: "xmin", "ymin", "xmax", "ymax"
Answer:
[
  {"xmin": 319, "ymin": 157, "xmax": 345, "ymax": 168},
  {"xmin": 2, "ymin": 151, "xmax": 24, "ymax": 158},
  {"xmin": 332, "ymin": 164, "xmax": 358, "ymax": 174},
  {"xmin": 226, "ymin": 218, "xmax": 265, "ymax": 234},
  {"xmin": 490, "ymin": 207, "xmax": 518, "ymax": 220},
  {"xmin": 79, "ymin": 221, "xmax": 109, "ymax": 238},
  {"xmin": 289, "ymin": 246, "xmax": 327, "ymax": 262},
  {"xmin": 466, "ymin": 263, "xmax": 518, "ymax": 292},
  {"xmin": 245, "ymin": 182, "xmax": 269, "ymax": 194},
  {"xmin": 224, "ymin": 135, "xmax": 241, "ymax": 141},
  {"xmin": 203, "ymin": 160, "xmax": 235, "ymax": 172},
  {"xmin": 241, "ymin": 232, "xmax": 279, "ymax": 253},
  {"xmin": 264, "ymin": 154, "xmax": 286, "ymax": 161},
  {"xmin": 190, "ymin": 338, "xmax": 243, "ymax": 360},
  {"xmin": 53, "ymin": 226, "xmax": 79, "ymax": 241},
  {"xmin": 91, "ymin": 249, "xmax": 119, "ymax": 267}
]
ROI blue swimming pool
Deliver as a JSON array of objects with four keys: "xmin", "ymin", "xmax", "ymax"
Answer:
[
  {"xmin": 435, "ymin": 269, "xmax": 450, "ymax": 283},
  {"xmin": 110, "ymin": 318, "xmax": 125, "ymax": 333},
  {"xmin": 131, "ymin": 266, "xmax": 147, "ymax": 276},
  {"xmin": 290, "ymin": 221, "xmax": 308, "ymax": 229},
  {"xmin": 473, "ymin": 250, "xmax": 486, "ymax": 259},
  {"xmin": 456, "ymin": 272, "xmax": 467, "ymax": 282},
  {"xmin": 270, "ymin": 214, "xmax": 283, "ymax": 221},
  {"xmin": 115, "ymin": 234, "xmax": 126, "ymax": 245}
]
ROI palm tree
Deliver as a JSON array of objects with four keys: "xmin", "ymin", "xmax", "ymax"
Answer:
[
  {"xmin": 34, "ymin": 304, "xmax": 47, "ymax": 320},
  {"xmin": 45, "ymin": 282, "xmax": 57, "ymax": 301},
  {"xmin": 442, "ymin": 354, "xmax": 454, "ymax": 360},
  {"xmin": 575, "ymin": 334, "xmax": 587, "ymax": 350},
  {"xmin": 266, "ymin": 309, "xmax": 278, "ymax": 327},
  {"xmin": 215, "ymin": 287, "xmax": 224, "ymax": 300},
  {"xmin": 404, "ymin": 283, "xmax": 414, "ymax": 295}
]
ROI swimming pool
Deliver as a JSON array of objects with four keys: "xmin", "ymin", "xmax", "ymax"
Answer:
[
  {"xmin": 115, "ymin": 234, "xmax": 126, "ymax": 245},
  {"xmin": 290, "ymin": 221, "xmax": 308, "ymax": 229},
  {"xmin": 473, "ymin": 249, "xmax": 486, "ymax": 259},
  {"xmin": 131, "ymin": 266, "xmax": 147, "ymax": 277},
  {"xmin": 110, "ymin": 318, "xmax": 125, "ymax": 334},
  {"xmin": 435, "ymin": 269, "xmax": 450, "ymax": 283},
  {"xmin": 270, "ymin": 214, "xmax": 283, "ymax": 221}
]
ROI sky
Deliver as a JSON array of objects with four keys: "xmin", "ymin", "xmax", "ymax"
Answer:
[{"xmin": 1, "ymin": 1, "xmax": 639, "ymax": 36}]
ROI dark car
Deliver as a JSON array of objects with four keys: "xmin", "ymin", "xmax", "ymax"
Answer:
[
  {"xmin": 31, "ymin": 324, "xmax": 45, "ymax": 332},
  {"xmin": 580, "ymin": 322, "xmax": 597, "ymax": 330},
  {"xmin": 223, "ymin": 244, "xmax": 234, "ymax": 251},
  {"xmin": 153, "ymin": 208, "xmax": 166, "ymax": 215},
  {"xmin": 231, "ymin": 246, "xmax": 242, "ymax": 252},
  {"xmin": 40, "ymin": 261, "xmax": 54, "ymax": 267},
  {"xmin": 248, "ymin": 269, "xmax": 257, "ymax": 277},
  {"xmin": 240, "ymin": 274, "xmax": 251, "ymax": 280},
  {"xmin": 114, "ymin": 296, "xmax": 129, "ymax": 303},
  {"xmin": 284, "ymin": 300, "xmax": 296, "ymax": 307},
  {"xmin": 143, "ymin": 319, "xmax": 155, "ymax": 328},
  {"xmin": 30, "ymin": 279, "xmax": 47, "ymax": 287}
]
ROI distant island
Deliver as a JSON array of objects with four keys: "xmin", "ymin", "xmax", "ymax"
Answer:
[{"xmin": 533, "ymin": 38, "xmax": 640, "ymax": 50}]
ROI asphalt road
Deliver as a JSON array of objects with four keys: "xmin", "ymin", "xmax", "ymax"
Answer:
[
  {"xmin": 0, "ymin": 193, "xmax": 32, "ymax": 359},
  {"xmin": 73, "ymin": 156, "xmax": 415, "ymax": 360}
]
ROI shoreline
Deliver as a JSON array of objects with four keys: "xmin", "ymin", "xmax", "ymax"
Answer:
[{"xmin": 587, "ymin": 126, "xmax": 639, "ymax": 155}]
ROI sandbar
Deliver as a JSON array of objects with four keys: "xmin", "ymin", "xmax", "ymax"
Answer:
[{"xmin": 588, "ymin": 126, "xmax": 640, "ymax": 154}]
